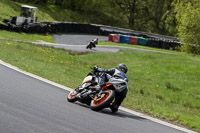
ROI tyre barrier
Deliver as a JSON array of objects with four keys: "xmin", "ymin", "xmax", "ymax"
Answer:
[
  {"xmin": 108, "ymin": 34, "xmax": 181, "ymax": 50},
  {"xmin": 147, "ymin": 38, "xmax": 181, "ymax": 50},
  {"xmin": 0, "ymin": 21, "xmax": 180, "ymax": 50},
  {"xmin": 0, "ymin": 22, "xmax": 101, "ymax": 34},
  {"xmin": 0, "ymin": 23, "xmax": 8, "ymax": 30}
]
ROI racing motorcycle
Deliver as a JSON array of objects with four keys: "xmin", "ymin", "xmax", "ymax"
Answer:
[
  {"xmin": 86, "ymin": 42, "xmax": 96, "ymax": 49},
  {"xmin": 67, "ymin": 69, "xmax": 128, "ymax": 111},
  {"xmin": 86, "ymin": 38, "xmax": 98, "ymax": 49}
]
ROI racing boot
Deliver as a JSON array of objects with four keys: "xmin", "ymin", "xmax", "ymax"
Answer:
[{"xmin": 110, "ymin": 102, "xmax": 119, "ymax": 113}]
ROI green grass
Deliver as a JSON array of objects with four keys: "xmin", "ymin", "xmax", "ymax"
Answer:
[
  {"xmin": 0, "ymin": 30, "xmax": 55, "ymax": 43},
  {"xmin": 0, "ymin": 0, "xmax": 19, "ymax": 22},
  {"xmin": 0, "ymin": 39, "xmax": 200, "ymax": 132},
  {"xmin": 99, "ymin": 41, "xmax": 183, "ymax": 55},
  {"xmin": 0, "ymin": 0, "xmax": 61, "ymax": 22},
  {"xmin": 0, "ymin": 0, "xmax": 104, "ymax": 24}
]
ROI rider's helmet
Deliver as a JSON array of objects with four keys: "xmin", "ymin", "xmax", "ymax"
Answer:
[
  {"xmin": 96, "ymin": 38, "xmax": 99, "ymax": 41},
  {"xmin": 116, "ymin": 63, "xmax": 128, "ymax": 74}
]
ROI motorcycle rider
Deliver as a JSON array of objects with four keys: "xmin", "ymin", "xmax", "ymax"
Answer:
[
  {"xmin": 86, "ymin": 38, "xmax": 98, "ymax": 49},
  {"xmin": 93, "ymin": 63, "xmax": 128, "ymax": 113}
]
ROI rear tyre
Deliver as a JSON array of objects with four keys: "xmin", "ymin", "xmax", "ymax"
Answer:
[
  {"xmin": 90, "ymin": 90, "xmax": 115, "ymax": 111},
  {"xmin": 67, "ymin": 90, "xmax": 79, "ymax": 103}
]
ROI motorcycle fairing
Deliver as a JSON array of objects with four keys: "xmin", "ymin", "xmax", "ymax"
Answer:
[
  {"xmin": 79, "ymin": 82, "xmax": 91, "ymax": 90},
  {"xmin": 108, "ymin": 78, "xmax": 128, "ymax": 92},
  {"xmin": 82, "ymin": 75, "xmax": 93, "ymax": 84}
]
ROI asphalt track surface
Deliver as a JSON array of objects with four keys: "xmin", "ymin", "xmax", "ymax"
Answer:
[
  {"xmin": 0, "ymin": 63, "xmax": 187, "ymax": 133},
  {"xmin": 0, "ymin": 35, "xmax": 167, "ymax": 53}
]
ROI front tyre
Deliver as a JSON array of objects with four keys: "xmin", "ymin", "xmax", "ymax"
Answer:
[
  {"xmin": 67, "ymin": 90, "xmax": 79, "ymax": 103},
  {"xmin": 90, "ymin": 90, "xmax": 115, "ymax": 111}
]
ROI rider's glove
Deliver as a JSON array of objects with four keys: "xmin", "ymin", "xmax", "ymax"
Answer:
[{"xmin": 93, "ymin": 65, "xmax": 99, "ymax": 71}]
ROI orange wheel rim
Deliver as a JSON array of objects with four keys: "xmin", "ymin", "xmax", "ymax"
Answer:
[{"xmin": 92, "ymin": 91, "xmax": 110, "ymax": 106}]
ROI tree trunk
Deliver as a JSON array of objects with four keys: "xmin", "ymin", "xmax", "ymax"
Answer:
[
  {"xmin": 55, "ymin": 0, "xmax": 63, "ymax": 6},
  {"xmin": 129, "ymin": 0, "xmax": 136, "ymax": 30}
]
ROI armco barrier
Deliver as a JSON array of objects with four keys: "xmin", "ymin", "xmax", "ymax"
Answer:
[{"xmin": 147, "ymin": 38, "xmax": 181, "ymax": 50}]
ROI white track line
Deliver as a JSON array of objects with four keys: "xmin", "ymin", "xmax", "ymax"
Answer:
[{"xmin": 0, "ymin": 59, "xmax": 197, "ymax": 133}]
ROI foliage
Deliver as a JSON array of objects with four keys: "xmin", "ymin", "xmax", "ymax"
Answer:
[
  {"xmin": 165, "ymin": 0, "xmax": 200, "ymax": 54},
  {"xmin": 106, "ymin": 0, "xmax": 174, "ymax": 34},
  {"xmin": 9, "ymin": 0, "xmax": 173, "ymax": 35},
  {"xmin": 176, "ymin": 0, "xmax": 200, "ymax": 54}
]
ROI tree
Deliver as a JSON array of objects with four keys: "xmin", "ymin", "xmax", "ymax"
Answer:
[
  {"xmin": 11, "ymin": 0, "xmax": 175, "ymax": 36},
  {"xmin": 109, "ymin": 0, "xmax": 173, "ymax": 34},
  {"xmin": 173, "ymin": 0, "xmax": 200, "ymax": 54},
  {"xmin": 109, "ymin": 0, "xmax": 137, "ymax": 30},
  {"xmin": 12, "ymin": 0, "xmax": 48, "ymax": 4}
]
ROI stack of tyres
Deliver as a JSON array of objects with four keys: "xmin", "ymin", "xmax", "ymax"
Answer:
[
  {"xmin": 64, "ymin": 22, "xmax": 73, "ymax": 32},
  {"xmin": 54, "ymin": 22, "xmax": 64, "ymax": 33},
  {"xmin": 129, "ymin": 36, "xmax": 138, "ymax": 44},
  {"xmin": 120, "ymin": 34, "xmax": 130, "ymax": 44},
  {"xmin": 0, "ymin": 23, "xmax": 8, "ymax": 30},
  {"xmin": 138, "ymin": 37, "xmax": 147, "ymax": 45},
  {"xmin": 108, "ymin": 34, "xmax": 120, "ymax": 42},
  {"xmin": 88, "ymin": 24, "xmax": 100, "ymax": 34},
  {"xmin": 113, "ymin": 34, "xmax": 120, "ymax": 42},
  {"xmin": 108, "ymin": 34, "xmax": 115, "ymax": 42},
  {"xmin": 92, "ymin": 25, "xmax": 101, "ymax": 35},
  {"xmin": 81, "ymin": 23, "xmax": 88, "ymax": 33}
]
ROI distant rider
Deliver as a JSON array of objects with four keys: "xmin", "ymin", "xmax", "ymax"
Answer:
[
  {"xmin": 93, "ymin": 63, "xmax": 129, "ymax": 113},
  {"xmin": 86, "ymin": 38, "xmax": 98, "ymax": 49}
]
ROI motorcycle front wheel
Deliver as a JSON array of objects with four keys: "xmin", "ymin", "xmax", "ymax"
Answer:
[
  {"xmin": 67, "ymin": 90, "xmax": 79, "ymax": 103},
  {"xmin": 90, "ymin": 90, "xmax": 115, "ymax": 111}
]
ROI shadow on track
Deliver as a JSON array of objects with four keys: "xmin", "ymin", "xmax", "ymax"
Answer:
[
  {"xmin": 99, "ymin": 108, "xmax": 146, "ymax": 121},
  {"xmin": 86, "ymin": 48, "xmax": 98, "ymax": 52},
  {"xmin": 74, "ymin": 102, "xmax": 146, "ymax": 121}
]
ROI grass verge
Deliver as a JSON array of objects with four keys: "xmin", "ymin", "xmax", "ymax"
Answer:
[
  {"xmin": 0, "ymin": 30, "xmax": 55, "ymax": 43},
  {"xmin": 99, "ymin": 41, "xmax": 183, "ymax": 55},
  {"xmin": 0, "ymin": 39, "xmax": 200, "ymax": 132}
]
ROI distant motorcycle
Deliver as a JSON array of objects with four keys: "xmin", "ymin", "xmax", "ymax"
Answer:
[
  {"xmin": 86, "ymin": 38, "xmax": 98, "ymax": 49},
  {"xmin": 67, "ymin": 67, "xmax": 128, "ymax": 111}
]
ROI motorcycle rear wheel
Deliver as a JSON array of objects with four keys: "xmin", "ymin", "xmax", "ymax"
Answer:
[
  {"xmin": 67, "ymin": 90, "xmax": 79, "ymax": 103},
  {"xmin": 90, "ymin": 90, "xmax": 115, "ymax": 111}
]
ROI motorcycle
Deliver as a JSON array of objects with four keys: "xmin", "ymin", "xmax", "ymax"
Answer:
[
  {"xmin": 67, "ymin": 69, "xmax": 128, "ymax": 111},
  {"xmin": 86, "ymin": 42, "xmax": 96, "ymax": 49},
  {"xmin": 86, "ymin": 38, "xmax": 98, "ymax": 49}
]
